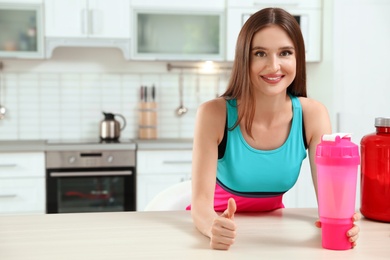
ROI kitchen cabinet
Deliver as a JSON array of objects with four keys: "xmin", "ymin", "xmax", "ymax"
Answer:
[
  {"xmin": 0, "ymin": 152, "xmax": 45, "ymax": 214},
  {"xmin": 44, "ymin": 0, "xmax": 131, "ymax": 59},
  {"xmin": 136, "ymin": 149, "xmax": 192, "ymax": 211},
  {"xmin": 131, "ymin": 0, "xmax": 225, "ymax": 61},
  {"xmin": 45, "ymin": 0, "xmax": 130, "ymax": 39},
  {"xmin": 226, "ymin": 0, "xmax": 322, "ymax": 62},
  {"xmin": 131, "ymin": 0, "xmax": 225, "ymax": 9},
  {"xmin": 0, "ymin": 2, "xmax": 44, "ymax": 59}
]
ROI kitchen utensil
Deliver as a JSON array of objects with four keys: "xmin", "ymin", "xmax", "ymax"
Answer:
[
  {"xmin": 140, "ymin": 85, "xmax": 144, "ymax": 102},
  {"xmin": 100, "ymin": 112, "xmax": 127, "ymax": 140},
  {"xmin": 0, "ymin": 105, "xmax": 6, "ymax": 120},
  {"xmin": 176, "ymin": 72, "xmax": 188, "ymax": 117},
  {"xmin": 0, "ymin": 61, "xmax": 6, "ymax": 120},
  {"xmin": 215, "ymin": 75, "xmax": 220, "ymax": 98},
  {"xmin": 195, "ymin": 73, "xmax": 200, "ymax": 105},
  {"xmin": 151, "ymin": 84, "xmax": 156, "ymax": 101}
]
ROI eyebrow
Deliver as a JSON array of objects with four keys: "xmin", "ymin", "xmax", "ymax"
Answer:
[{"xmin": 251, "ymin": 46, "xmax": 295, "ymax": 51}]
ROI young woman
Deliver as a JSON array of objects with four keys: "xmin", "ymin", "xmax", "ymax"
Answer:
[{"xmin": 190, "ymin": 7, "xmax": 360, "ymax": 250}]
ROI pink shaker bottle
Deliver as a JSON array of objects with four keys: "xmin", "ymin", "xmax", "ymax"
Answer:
[{"xmin": 315, "ymin": 133, "xmax": 360, "ymax": 250}]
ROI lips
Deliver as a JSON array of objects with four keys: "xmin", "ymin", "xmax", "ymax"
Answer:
[{"xmin": 261, "ymin": 74, "xmax": 284, "ymax": 84}]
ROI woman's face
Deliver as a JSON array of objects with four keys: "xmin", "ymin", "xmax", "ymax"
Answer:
[{"xmin": 249, "ymin": 25, "xmax": 296, "ymax": 96}]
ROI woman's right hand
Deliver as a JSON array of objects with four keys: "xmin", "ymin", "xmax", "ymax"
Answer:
[{"xmin": 210, "ymin": 198, "xmax": 237, "ymax": 250}]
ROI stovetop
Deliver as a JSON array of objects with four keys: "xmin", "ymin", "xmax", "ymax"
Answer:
[
  {"xmin": 46, "ymin": 139, "xmax": 136, "ymax": 145},
  {"xmin": 45, "ymin": 139, "xmax": 137, "ymax": 151}
]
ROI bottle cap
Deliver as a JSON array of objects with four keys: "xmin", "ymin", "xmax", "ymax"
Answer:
[
  {"xmin": 375, "ymin": 117, "xmax": 390, "ymax": 127},
  {"xmin": 315, "ymin": 133, "xmax": 360, "ymax": 166}
]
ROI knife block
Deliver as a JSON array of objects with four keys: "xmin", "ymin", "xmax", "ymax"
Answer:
[{"xmin": 138, "ymin": 102, "xmax": 157, "ymax": 139}]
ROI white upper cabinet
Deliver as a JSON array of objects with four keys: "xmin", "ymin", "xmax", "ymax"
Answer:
[
  {"xmin": 131, "ymin": 0, "xmax": 225, "ymax": 61},
  {"xmin": 131, "ymin": 0, "xmax": 225, "ymax": 10},
  {"xmin": 0, "ymin": 2, "xmax": 44, "ymax": 59},
  {"xmin": 44, "ymin": 0, "xmax": 131, "ymax": 59},
  {"xmin": 226, "ymin": 0, "xmax": 322, "ymax": 62},
  {"xmin": 45, "ymin": 0, "xmax": 130, "ymax": 38}
]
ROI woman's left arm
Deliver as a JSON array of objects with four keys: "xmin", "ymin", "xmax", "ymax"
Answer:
[{"xmin": 300, "ymin": 97, "xmax": 360, "ymax": 248}]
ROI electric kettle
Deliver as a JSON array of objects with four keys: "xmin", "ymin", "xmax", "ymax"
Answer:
[{"xmin": 100, "ymin": 112, "xmax": 126, "ymax": 140}]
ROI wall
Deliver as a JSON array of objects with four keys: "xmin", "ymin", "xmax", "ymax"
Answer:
[
  {"xmin": 334, "ymin": 0, "xmax": 390, "ymax": 143},
  {"xmin": 332, "ymin": 0, "xmax": 390, "ymax": 210},
  {"xmin": 0, "ymin": 47, "xmax": 229, "ymax": 140}
]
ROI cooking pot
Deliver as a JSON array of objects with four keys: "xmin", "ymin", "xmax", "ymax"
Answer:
[{"xmin": 100, "ymin": 112, "xmax": 126, "ymax": 140}]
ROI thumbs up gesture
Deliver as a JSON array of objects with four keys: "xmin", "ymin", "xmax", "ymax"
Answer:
[
  {"xmin": 210, "ymin": 198, "xmax": 237, "ymax": 250},
  {"xmin": 221, "ymin": 197, "xmax": 237, "ymax": 219}
]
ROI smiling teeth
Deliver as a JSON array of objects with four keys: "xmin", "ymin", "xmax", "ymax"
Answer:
[{"xmin": 265, "ymin": 77, "xmax": 280, "ymax": 80}]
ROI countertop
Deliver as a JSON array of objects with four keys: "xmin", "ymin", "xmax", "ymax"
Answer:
[
  {"xmin": 0, "ymin": 138, "xmax": 193, "ymax": 152},
  {"xmin": 0, "ymin": 140, "xmax": 47, "ymax": 152},
  {"xmin": 135, "ymin": 138, "xmax": 193, "ymax": 150},
  {"xmin": 0, "ymin": 208, "xmax": 389, "ymax": 260}
]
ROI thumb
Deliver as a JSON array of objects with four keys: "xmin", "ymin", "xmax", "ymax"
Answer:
[{"xmin": 221, "ymin": 198, "xmax": 237, "ymax": 219}]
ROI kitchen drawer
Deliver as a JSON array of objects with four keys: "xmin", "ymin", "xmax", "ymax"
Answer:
[
  {"xmin": 0, "ymin": 152, "xmax": 45, "ymax": 178},
  {"xmin": 137, "ymin": 150, "xmax": 192, "ymax": 175},
  {"xmin": 0, "ymin": 178, "xmax": 45, "ymax": 214}
]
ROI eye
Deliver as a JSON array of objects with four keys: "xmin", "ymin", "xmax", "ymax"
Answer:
[
  {"xmin": 254, "ymin": 51, "xmax": 266, "ymax": 57},
  {"xmin": 280, "ymin": 50, "xmax": 294, "ymax": 57}
]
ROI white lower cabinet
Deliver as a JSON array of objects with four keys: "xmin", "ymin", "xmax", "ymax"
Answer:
[
  {"xmin": 0, "ymin": 178, "xmax": 45, "ymax": 214},
  {"xmin": 136, "ymin": 150, "xmax": 192, "ymax": 211},
  {"xmin": 0, "ymin": 152, "xmax": 45, "ymax": 215}
]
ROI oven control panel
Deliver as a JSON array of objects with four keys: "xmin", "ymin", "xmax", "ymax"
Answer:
[{"xmin": 46, "ymin": 150, "xmax": 136, "ymax": 168}]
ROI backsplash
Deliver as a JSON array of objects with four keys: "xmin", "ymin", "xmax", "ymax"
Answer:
[{"xmin": 0, "ymin": 48, "xmax": 230, "ymax": 140}]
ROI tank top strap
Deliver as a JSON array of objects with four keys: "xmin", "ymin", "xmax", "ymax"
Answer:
[{"xmin": 226, "ymin": 99, "xmax": 238, "ymax": 129}]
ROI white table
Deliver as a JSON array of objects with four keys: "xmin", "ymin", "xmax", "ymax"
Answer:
[{"xmin": 0, "ymin": 209, "xmax": 389, "ymax": 259}]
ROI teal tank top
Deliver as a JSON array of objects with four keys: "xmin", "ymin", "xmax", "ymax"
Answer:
[{"xmin": 217, "ymin": 94, "xmax": 307, "ymax": 197}]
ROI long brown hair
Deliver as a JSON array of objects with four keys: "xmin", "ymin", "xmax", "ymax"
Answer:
[{"xmin": 221, "ymin": 8, "xmax": 307, "ymax": 137}]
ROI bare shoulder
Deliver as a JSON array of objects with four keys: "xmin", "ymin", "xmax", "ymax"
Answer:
[
  {"xmin": 298, "ymin": 97, "xmax": 328, "ymax": 115},
  {"xmin": 298, "ymin": 97, "xmax": 332, "ymax": 143},
  {"xmin": 195, "ymin": 97, "xmax": 226, "ymax": 143},
  {"xmin": 197, "ymin": 97, "xmax": 226, "ymax": 119}
]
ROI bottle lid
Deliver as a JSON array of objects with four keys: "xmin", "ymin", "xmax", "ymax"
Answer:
[
  {"xmin": 103, "ymin": 112, "xmax": 115, "ymax": 119},
  {"xmin": 375, "ymin": 117, "xmax": 390, "ymax": 127},
  {"xmin": 315, "ymin": 133, "xmax": 360, "ymax": 166}
]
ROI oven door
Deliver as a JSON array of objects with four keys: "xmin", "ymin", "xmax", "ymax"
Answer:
[{"xmin": 46, "ymin": 167, "xmax": 135, "ymax": 213}]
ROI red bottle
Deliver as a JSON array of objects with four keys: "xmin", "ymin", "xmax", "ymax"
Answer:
[{"xmin": 360, "ymin": 117, "xmax": 390, "ymax": 222}]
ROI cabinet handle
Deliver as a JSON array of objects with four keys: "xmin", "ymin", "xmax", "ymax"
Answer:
[
  {"xmin": 162, "ymin": 160, "xmax": 192, "ymax": 164},
  {"xmin": 50, "ymin": 170, "xmax": 132, "ymax": 177},
  {"xmin": 0, "ymin": 164, "xmax": 17, "ymax": 168},
  {"xmin": 0, "ymin": 194, "xmax": 17, "ymax": 198},
  {"xmin": 89, "ymin": 9, "xmax": 94, "ymax": 35},
  {"xmin": 81, "ymin": 8, "xmax": 88, "ymax": 35},
  {"xmin": 180, "ymin": 177, "xmax": 191, "ymax": 182}
]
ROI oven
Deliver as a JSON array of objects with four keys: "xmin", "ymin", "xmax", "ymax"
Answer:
[{"xmin": 45, "ymin": 144, "xmax": 136, "ymax": 214}]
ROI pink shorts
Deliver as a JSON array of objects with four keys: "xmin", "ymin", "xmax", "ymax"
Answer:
[{"xmin": 187, "ymin": 183, "xmax": 284, "ymax": 212}]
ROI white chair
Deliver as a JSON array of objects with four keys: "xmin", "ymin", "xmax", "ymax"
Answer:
[{"xmin": 144, "ymin": 180, "xmax": 192, "ymax": 211}]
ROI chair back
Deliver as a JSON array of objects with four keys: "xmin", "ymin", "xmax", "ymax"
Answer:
[{"xmin": 144, "ymin": 180, "xmax": 192, "ymax": 211}]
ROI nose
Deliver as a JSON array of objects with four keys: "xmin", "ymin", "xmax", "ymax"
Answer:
[{"xmin": 266, "ymin": 55, "xmax": 281, "ymax": 72}]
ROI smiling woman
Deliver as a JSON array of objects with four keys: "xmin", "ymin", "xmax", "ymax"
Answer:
[{"xmin": 189, "ymin": 7, "xmax": 361, "ymax": 251}]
